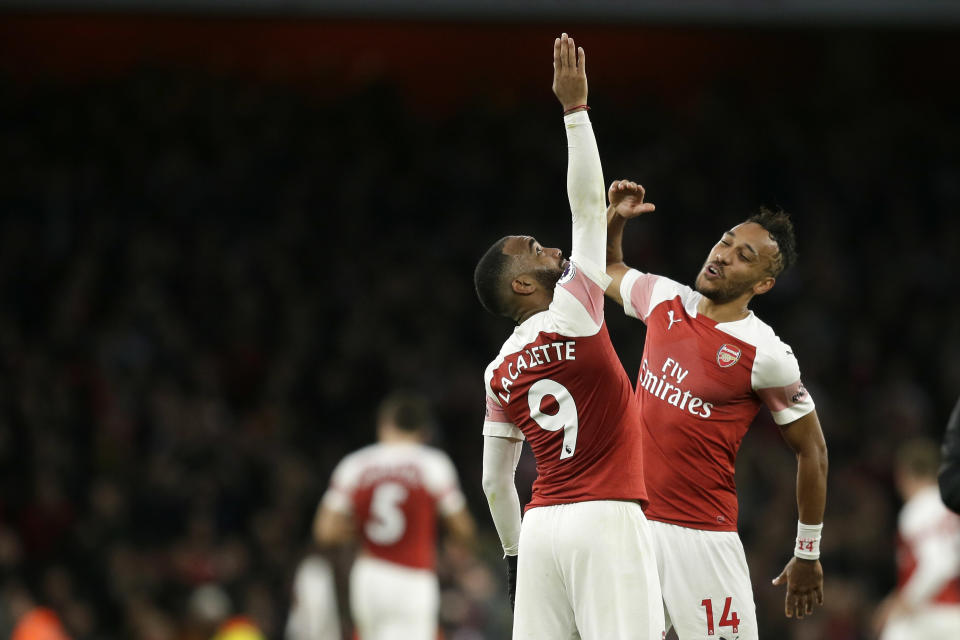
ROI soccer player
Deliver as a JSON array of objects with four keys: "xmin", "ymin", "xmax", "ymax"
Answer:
[
  {"xmin": 604, "ymin": 180, "xmax": 829, "ymax": 639},
  {"xmin": 874, "ymin": 437, "xmax": 960, "ymax": 639},
  {"xmin": 476, "ymin": 34, "xmax": 664, "ymax": 639},
  {"xmin": 313, "ymin": 391, "xmax": 476, "ymax": 640}
]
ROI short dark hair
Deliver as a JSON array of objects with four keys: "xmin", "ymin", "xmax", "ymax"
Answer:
[
  {"xmin": 474, "ymin": 236, "xmax": 512, "ymax": 317},
  {"xmin": 745, "ymin": 207, "xmax": 797, "ymax": 277},
  {"xmin": 378, "ymin": 391, "xmax": 432, "ymax": 433}
]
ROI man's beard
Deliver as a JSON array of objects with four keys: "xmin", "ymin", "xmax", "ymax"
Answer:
[
  {"xmin": 534, "ymin": 266, "xmax": 564, "ymax": 293},
  {"xmin": 695, "ymin": 277, "xmax": 753, "ymax": 305}
]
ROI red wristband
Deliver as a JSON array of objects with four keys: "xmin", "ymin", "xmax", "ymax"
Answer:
[{"xmin": 562, "ymin": 104, "xmax": 590, "ymax": 116}]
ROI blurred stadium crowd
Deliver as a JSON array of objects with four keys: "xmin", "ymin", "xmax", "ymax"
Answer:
[{"xmin": 0, "ymin": 26, "xmax": 958, "ymax": 640}]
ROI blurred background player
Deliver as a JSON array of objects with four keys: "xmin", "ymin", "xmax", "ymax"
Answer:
[
  {"xmin": 285, "ymin": 554, "xmax": 341, "ymax": 640},
  {"xmin": 939, "ymin": 397, "xmax": 960, "ymax": 514},
  {"xmin": 874, "ymin": 438, "xmax": 960, "ymax": 639},
  {"xmin": 477, "ymin": 34, "xmax": 663, "ymax": 639},
  {"xmin": 604, "ymin": 183, "xmax": 829, "ymax": 638},
  {"xmin": 313, "ymin": 391, "xmax": 475, "ymax": 640}
]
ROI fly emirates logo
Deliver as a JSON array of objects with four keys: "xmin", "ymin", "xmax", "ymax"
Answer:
[{"xmin": 639, "ymin": 357, "xmax": 714, "ymax": 419}]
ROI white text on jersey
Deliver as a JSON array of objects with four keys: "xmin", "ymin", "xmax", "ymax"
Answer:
[
  {"xmin": 498, "ymin": 341, "xmax": 577, "ymax": 404},
  {"xmin": 639, "ymin": 357, "xmax": 714, "ymax": 419}
]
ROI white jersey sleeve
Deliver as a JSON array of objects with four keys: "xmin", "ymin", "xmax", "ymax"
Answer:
[
  {"xmin": 422, "ymin": 448, "xmax": 468, "ymax": 516},
  {"xmin": 321, "ymin": 452, "xmax": 362, "ymax": 515},
  {"xmin": 564, "ymin": 110, "xmax": 609, "ymax": 288},
  {"xmin": 619, "ymin": 269, "xmax": 700, "ymax": 322},
  {"xmin": 751, "ymin": 338, "xmax": 815, "ymax": 425},
  {"xmin": 482, "ymin": 391, "xmax": 524, "ymax": 440}
]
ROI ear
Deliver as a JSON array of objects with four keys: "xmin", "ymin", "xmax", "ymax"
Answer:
[
  {"xmin": 753, "ymin": 276, "xmax": 775, "ymax": 296},
  {"xmin": 511, "ymin": 275, "xmax": 537, "ymax": 296}
]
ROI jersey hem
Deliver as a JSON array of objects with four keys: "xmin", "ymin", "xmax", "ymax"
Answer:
[
  {"xmin": 645, "ymin": 513, "xmax": 739, "ymax": 533},
  {"xmin": 524, "ymin": 495, "xmax": 648, "ymax": 512}
]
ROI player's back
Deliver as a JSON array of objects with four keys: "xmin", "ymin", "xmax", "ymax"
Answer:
[
  {"xmin": 328, "ymin": 442, "xmax": 459, "ymax": 570},
  {"xmin": 484, "ymin": 259, "xmax": 647, "ymax": 509}
]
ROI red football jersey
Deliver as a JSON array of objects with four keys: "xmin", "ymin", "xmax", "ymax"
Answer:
[
  {"xmin": 620, "ymin": 270, "xmax": 816, "ymax": 531},
  {"xmin": 322, "ymin": 442, "xmax": 465, "ymax": 570},
  {"xmin": 483, "ymin": 258, "xmax": 647, "ymax": 510},
  {"xmin": 895, "ymin": 486, "xmax": 960, "ymax": 606}
]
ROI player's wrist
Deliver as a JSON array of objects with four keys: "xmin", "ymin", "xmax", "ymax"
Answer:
[
  {"xmin": 562, "ymin": 103, "xmax": 589, "ymax": 116},
  {"xmin": 794, "ymin": 520, "xmax": 823, "ymax": 560}
]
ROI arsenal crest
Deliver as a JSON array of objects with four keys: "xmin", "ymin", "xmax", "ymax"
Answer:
[{"xmin": 716, "ymin": 343, "xmax": 741, "ymax": 368}]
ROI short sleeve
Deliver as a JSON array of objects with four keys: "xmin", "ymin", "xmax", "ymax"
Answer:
[
  {"xmin": 423, "ymin": 450, "xmax": 468, "ymax": 516},
  {"xmin": 321, "ymin": 457, "xmax": 357, "ymax": 514},
  {"xmin": 549, "ymin": 259, "xmax": 609, "ymax": 332},
  {"xmin": 482, "ymin": 394, "xmax": 525, "ymax": 441},
  {"xmin": 753, "ymin": 342, "xmax": 815, "ymax": 425},
  {"xmin": 619, "ymin": 270, "xmax": 697, "ymax": 322},
  {"xmin": 620, "ymin": 269, "xmax": 657, "ymax": 320}
]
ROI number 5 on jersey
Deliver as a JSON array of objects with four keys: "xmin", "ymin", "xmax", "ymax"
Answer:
[
  {"xmin": 528, "ymin": 379, "xmax": 579, "ymax": 460},
  {"xmin": 366, "ymin": 482, "xmax": 408, "ymax": 545}
]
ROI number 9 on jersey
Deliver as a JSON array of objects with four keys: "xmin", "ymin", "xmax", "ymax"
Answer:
[{"xmin": 527, "ymin": 379, "xmax": 580, "ymax": 460}]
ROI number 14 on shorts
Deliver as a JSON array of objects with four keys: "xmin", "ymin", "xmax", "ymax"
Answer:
[{"xmin": 700, "ymin": 597, "xmax": 740, "ymax": 635}]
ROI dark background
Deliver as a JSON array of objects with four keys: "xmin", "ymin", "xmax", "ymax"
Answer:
[{"xmin": 0, "ymin": 9, "xmax": 958, "ymax": 639}]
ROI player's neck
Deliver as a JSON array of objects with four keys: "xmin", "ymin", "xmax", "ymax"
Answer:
[
  {"xmin": 378, "ymin": 426, "xmax": 423, "ymax": 444},
  {"xmin": 696, "ymin": 296, "xmax": 751, "ymax": 324},
  {"xmin": 513, "ymin": 298, "xmax": 553, "ymax": 324}
]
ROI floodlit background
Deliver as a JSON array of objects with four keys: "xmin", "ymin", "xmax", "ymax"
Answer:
[{"xmin": 0, "ymin": 2, "xmax": 958, "ymax": 638}]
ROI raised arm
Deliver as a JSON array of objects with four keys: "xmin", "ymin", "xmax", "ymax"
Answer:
[
  {"xmin": 605, "ymin": 179, "xmax": 655, "ymax": 305},
  {"xmin": 552, "ymin": 34, "xmax": 606, "ymax": 269}
]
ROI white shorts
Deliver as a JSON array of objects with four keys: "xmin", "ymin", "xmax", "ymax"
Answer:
[
  {"xmin": 881, "ymin": 605, "xmax": 960, "ymax": 640},
  {"xmin": 514, "ymin": 500, "xmax": 664, "ymax": 640},
  {"xmin": 648, "ymin": 520, "xmax": 758, "ymax": 640},
  {"xmin": 349, "ymin": 555, "xmax": 438, "ymax": 640}
]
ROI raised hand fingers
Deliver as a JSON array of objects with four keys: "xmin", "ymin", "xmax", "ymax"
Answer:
[
  {"xmin": 565, "ymin": 33, "xmax": 576, "ymax": 69},
  {"xmin": 554, "ymin": 36, "xmax": 563, "ymax": 70},
  {"xmin": 609, "ymin": 179, "xmax": 643, "ymax": 194}
]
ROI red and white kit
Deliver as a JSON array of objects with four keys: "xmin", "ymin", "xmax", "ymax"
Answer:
[
  {"xmin": 882, "ymin": 485, "xmax": 960, "ymax": 640},
  {"xmin": 322, "ymin": 442, "xmax": 466, "ymax": 640},
  {"xmin": 482, "ymin": 111, "xmax": 663, "ymax": 640},
  {"xmin": 619, "ymin": 270, "xmax": 816, "ymax": 639}
]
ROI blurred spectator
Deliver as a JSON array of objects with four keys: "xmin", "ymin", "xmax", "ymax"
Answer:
[{"xmin": 285, "ymin": 554, "xmax": 341, "ymax": 640}]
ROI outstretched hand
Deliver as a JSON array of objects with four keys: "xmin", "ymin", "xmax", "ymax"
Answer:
[
  {"xmin": 608, "ymin": 179, "xmax": 655, "ymax": 219},
  {"xmin": 552, "ymin": 33, "xmax": 588, "ymax": 111},
  {"xmin": 772, "ymin": 557, "xmax": 824, "ymax": 619}
]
